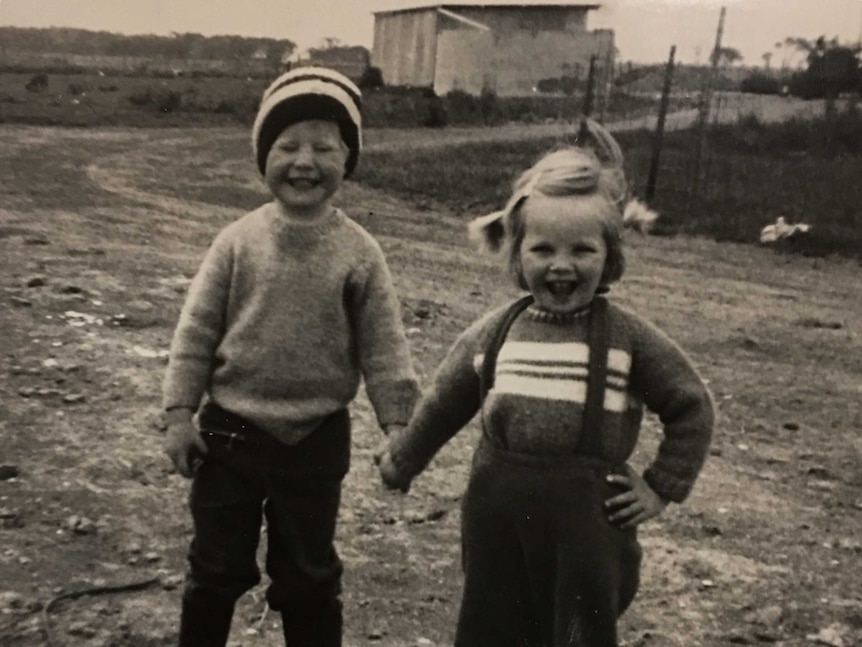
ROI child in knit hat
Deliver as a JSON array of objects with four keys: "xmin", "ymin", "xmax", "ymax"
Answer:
[
  {"xmin": 377, "ymin": 120, "xmax": 715, "ymax": 647},
  {"xmin": 162, "ymin": 66, "xmax": 420, "ymax": 647}
]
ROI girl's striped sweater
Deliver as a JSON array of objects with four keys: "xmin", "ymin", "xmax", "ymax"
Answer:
[{"xmin": 389, "ymin": 299, "xmax": 715, "ymax": 503}]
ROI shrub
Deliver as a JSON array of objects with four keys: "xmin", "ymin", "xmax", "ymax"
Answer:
[
  {"xmin": 213, "ymin": 96, "xmax": 258, "ymax": 121},
  {"xmin": 536, "ymin": 75, "xmax": 578, "ymax": 95},
  {"xmin": 128, "ymin": 87, "xmax": 182, "ymax": 112},
  {"xmin": 423, "ymin": 96, "xmax": 448, "ymax": 128},
  {"xmin": 25, "ymin": 73, "xmax": 49, "ymax": 92},
  {"xmin": 444, "ymin": 89, "xmax": 479, "ymax": 124},
  {"xmin": 478, "ymin": 88, "xmax": 500, "ymax": 124},
  {"xmin": 359, "ymin": 66, "xmax": 384, "ymax": 89},
  {"xmin": 740, "ymin": 73, "xmax": 781, "ymax": 95}
]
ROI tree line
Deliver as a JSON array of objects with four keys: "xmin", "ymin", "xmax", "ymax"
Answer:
[{"xmin": 0, "ymin": 26, "xmax": 297, "ymax": 63}]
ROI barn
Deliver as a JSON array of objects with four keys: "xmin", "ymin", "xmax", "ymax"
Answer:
[{"xmin": 371, "ymin": 2, "xmax": 613, "ymax": 97}]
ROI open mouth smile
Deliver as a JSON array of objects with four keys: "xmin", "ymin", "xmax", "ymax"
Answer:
[
  {"xmin": 546, "ymin": 280, "xmax": 577, "ymax": 298},
  {"xmin": 288, "ymin": 177, "xmax": 321, "ymax": 190}
]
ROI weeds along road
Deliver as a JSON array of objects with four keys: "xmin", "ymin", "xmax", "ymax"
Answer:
[{"xmin": 364, "ymin": 94, "xmax": 833, "ymax": 153}]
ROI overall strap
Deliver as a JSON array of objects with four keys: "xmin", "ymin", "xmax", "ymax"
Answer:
[
  {"xmin": 479, "ymin": 296, "xmax": 534, "ymax": 445},
  {"xmin": 577, "ymin": 296, "xmax": 610, "ymax": 458}
]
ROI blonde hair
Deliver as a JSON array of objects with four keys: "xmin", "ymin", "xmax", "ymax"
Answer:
[{"xmin": 468, "ymin": 119, "xmax": 628, "ymax": 291}]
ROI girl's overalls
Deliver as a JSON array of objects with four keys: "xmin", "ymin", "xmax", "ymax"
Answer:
[{"xmin": 455, "ymin": 296, "xmax": 642, "ymax": 647}]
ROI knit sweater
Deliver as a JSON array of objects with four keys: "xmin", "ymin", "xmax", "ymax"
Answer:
[
  {"xmin": 162, "ymin": 202, "xmax": 420, "ymax": 444},
  {"xmin": 389, "ymin": 299, "xmax": 715, "ymax": 503}
]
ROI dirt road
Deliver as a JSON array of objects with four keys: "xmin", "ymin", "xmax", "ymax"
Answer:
[{"xmin": 0, "ymin": 121, "xmax": 860, "ymax": 647}]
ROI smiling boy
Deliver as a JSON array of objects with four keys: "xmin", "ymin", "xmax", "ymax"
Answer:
[{"xmin": 162, "ymin": 67, "xmax": 419, "ymax": 647}]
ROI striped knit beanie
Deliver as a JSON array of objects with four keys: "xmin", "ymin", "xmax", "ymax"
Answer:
[{"xmin": 252, "ymin": 66, "xmax": 362, "ymax": 178}]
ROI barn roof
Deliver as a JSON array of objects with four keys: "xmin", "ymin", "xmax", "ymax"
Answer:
[{"xmin": 374, "ymin": 2, "xmax": 602, "ymax": 16}]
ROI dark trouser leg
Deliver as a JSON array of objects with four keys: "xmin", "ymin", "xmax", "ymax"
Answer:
[
  {"xmin": 279, "ymin": 597, "xmax": 343, "ymax": 647},
  {"xmin": 263, "ymin": 476, "xmax": 345, "ymax": 647},
  {"xmin": 455, "ymin": 459, "xmax": 542, "ymax": 647},
  {"xmin": 181, "ymin": 455, "xmax": 265, "ymax": 647},
  {"xmin": 178, "ymin": 588, "xmax": 235, "ymax": 647},
  {"xmin": 520, "ymin": 467, "xmax": 641, "ymax": 647},
  {"xmin": 461, "ymin": 442, "xmax": 642, "ymax": 647}
]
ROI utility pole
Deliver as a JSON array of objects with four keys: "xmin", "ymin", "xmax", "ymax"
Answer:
[
  {"xmin": 645, "ymin": 45, "xmax": 676, "ymax": 202},
  {"xmin": 689, "ymin": 6, "xmax": 726, "ymax": 208}
]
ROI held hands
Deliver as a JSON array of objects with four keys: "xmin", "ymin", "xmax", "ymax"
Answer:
[
  {"xmin": 164, "ymin": 409, "xmax": 208, "ymax": 478},
  {"xmin": 374, "ymin": 424, "xmax": 412, "ymax": 494},
  {"xmin": 604, "ymin": 464, "xmax": 668, "ymax": 528}
]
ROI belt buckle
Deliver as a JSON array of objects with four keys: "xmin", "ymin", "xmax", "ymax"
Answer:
[{"xmin": 203, "ymin": 429, "xmax": 244, "ymax": 450}]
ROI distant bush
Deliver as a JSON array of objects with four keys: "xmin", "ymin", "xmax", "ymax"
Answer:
[
  {"xmin": 423, "ymin": 96, "xmax": 448, "ymax": 128},
  {"xmin": 358, "ymin": 66, "xmax": 384, "ymax": 89},
  {"xmin": 445, "ymin": 89, "xmax": 480, "ymax": 123},
  {"xmin": 26, "ymin": 73, "xmax": 49, "ymax": 92},
  {"xmin": 213, "ymin": 96, "xmax": 258, "ymax": 121},
  {"xmin": 128, "ymin": 87, "xmax": 182, "ymax": 112},
  {"xmin": 536, "ymin": 75, "xmax": 579, "ymax": 95},
  {"xmin": 740, "ymin": 73, "xmax": 781, "ymax": 95}
]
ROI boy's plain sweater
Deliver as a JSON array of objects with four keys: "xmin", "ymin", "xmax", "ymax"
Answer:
[
  {"xmin": 389, "ymin": 299, "xmax": 715, "ymax": 503},
  {"xmin": 163, "ymin": 203, "xmax": 420, "ymax": 444}
]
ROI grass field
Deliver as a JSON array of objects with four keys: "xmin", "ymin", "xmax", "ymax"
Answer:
[
  {"xmin": 354, "ymin": 107, "xmax": 862, "ymax": 260},
  {"xmin": 1, "ymin": 120, "xmax": 861, "ymax": 647},
  {"xmin": 0, "ymin": 69, "xmax": 663, "ymax": 130}
]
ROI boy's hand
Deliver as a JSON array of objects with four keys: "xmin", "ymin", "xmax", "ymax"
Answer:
[
  {"xmin": 372, "ymin": 424, "xmax": 405, "ymax": 467},
  {"xmin": 164, "ymin": 410, "xmax": 207, "ymax": 478},
  {"xmin": 377, "ymin": 449, "xmax": 412, "ymax": 494},
  {"xmin": 604, "ymin": 464, "xmax": 668, "ymax": 528},
  {"xmin": 382, "ymin": 423, "xmax": 406, "ymax": 437}
]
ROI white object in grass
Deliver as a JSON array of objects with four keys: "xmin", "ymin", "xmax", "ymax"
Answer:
[
  {"xmin": 759, "ymin": 216, "xmax": 811, "ymax": 244},
  {"xmin": 623, "ymin": 199, "xmax": 659, "ymax": 234}
]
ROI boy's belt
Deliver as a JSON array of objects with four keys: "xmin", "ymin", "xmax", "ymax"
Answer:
[{"xmin": 200, "ymin": 429, "xmax": 247, "ymax": 450}]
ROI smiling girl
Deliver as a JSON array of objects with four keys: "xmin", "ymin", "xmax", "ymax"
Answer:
[{"xmin": 377, "ymin": 121, "xmax": 715, "ymax": 647}]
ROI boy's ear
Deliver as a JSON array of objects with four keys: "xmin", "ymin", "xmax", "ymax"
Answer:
[{"xmin": 468, "ymin": 210, "xmax": 506, "ymax": 253}]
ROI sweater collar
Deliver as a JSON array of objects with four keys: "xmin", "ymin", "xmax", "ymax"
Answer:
[
  {"xmin": 269, "ymin": 202, "xmax": 344, "ymax": 243},
  {"xmin": 525, "ymin": 303, "xmax": 592, "ymax": 325}
]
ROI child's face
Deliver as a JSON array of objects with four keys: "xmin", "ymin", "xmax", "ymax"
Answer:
[
  {"xmin": 519, "ymin": 194, "xmax": 608, "ymax": 313},
  {"xmin": 264, "ymin": 120, "xmax": 348, "ymax": 217}
]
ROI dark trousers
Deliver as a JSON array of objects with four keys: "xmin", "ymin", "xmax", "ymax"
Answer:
[
  {"xmin": 456, "ymin": 440, "xmax": 642, "ymax": 647},
  {"xmin": 179, "ymin": 405, "xmax": 350, "ymax": 647}
]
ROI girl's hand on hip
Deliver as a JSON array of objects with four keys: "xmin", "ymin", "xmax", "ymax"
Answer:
[{"xmin": 604, "ymin": 464, "xmax": 668, "ymax": 528}]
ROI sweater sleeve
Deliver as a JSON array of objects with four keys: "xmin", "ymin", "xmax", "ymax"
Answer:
[
  {"xmin": 162, "ymin": 231, "xmax": 232, "ymax": 412},
  {"xmin": 350, "ymin": 240, "xmax": 420, "ymax": 428},
  {"xmin": 628, "ymin": 312, "xmax": 715, "ymax": 503},
  {"xmin": 388, "ymin": 311, "xmax": 495, "ymax": 480}
]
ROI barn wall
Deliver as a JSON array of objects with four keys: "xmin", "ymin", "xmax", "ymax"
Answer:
[
  {"xmin": 434, "ymin": 11, "xmax": 612, "ymax": 96},
  {"xmin": 372, "ymin": 9, "xmax": 437, "ymax": 87},
  {"xmin": 434, "ymin": 30, "xmax": 494, "ymax": 95},
  {"xmin": 492, "ymin": 28, "xmax": 613, "ymax": 96},
  {"xmin": 373, "ymin": 6, "xmax": 612, "ymax": 97},
  {"xmin": 454, "ymin": 6, "xmax": 589, "ymax": 34}
]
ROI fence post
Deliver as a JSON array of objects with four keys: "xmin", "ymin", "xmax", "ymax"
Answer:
[
  {"xmin": 577, "ymin": 54, "xmax": 598, "ymax": 143},
  {"xmin": 645, "ymin": 45, "xmax": 676, "ymax": 202},
  {"xmin": 689, "ymin": 6, "xmax": 726, "ymax": 208},
  {"xmin": 598, "ymin": 37, "xmax": 615, "ymax": 124}
]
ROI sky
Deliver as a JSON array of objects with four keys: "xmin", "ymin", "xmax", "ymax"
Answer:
[{"xmin": 2, "ymin": 0, "xmax": 861, "ymax": 64}]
